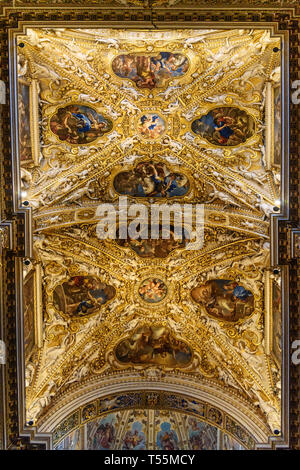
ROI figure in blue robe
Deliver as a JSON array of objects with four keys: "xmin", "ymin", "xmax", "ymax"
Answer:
[
  {"xmin": 72, "ymin": 113, "xmax": 92, "ymax": 132},
  {"xmin": 89, "ymin": 288, "xmax": 108, "ymax": 304},
  {"xmin": 232, "ymin": 285, "xmax": 252, "ymax": 301},
  {"xmin": 76, "ymin": 300, "xmax": 94, "ymax": 314},
  {"xmin": 193, "ymin": 112, "xmax": 234, "ymax": 143}
]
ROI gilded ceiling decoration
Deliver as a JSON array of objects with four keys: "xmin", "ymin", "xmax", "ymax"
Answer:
[
  {"xmin": 190, "ymin": 279, "xmax": 254, "ymax": 322},
  {"xmin": 17, "ymin": 27, "xmax": 282, "ymax": 439},
  {"xmin": 111, "ymin": 51, "xmax": 189, "ymax": 88}
]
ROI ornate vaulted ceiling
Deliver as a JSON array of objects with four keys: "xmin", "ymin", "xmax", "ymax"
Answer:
[{"xmin": 18, "ymin": 27, "xmax": 282, "ymax": 442}]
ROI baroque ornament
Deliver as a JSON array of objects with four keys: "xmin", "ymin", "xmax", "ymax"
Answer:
[{"xmin": 17, "ymin": 27, "xmax": 282, "ymax": 436}]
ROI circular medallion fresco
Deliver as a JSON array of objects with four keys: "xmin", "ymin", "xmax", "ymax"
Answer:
[
  {"xmin": 50, "ymin": 104, "xmax": 113, "ymax": 145},
  {"xmin": 137, "ymin": 113, "xmax": 166, "ymax": 140},
  {"xmin": 138, "ymin": 278, "xmax": 168, "ymax": 303}
]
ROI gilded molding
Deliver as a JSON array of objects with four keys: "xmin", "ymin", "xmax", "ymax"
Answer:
[{"xmin": 0, "ymin": 5, "xmax": 298, "ymax": 451}]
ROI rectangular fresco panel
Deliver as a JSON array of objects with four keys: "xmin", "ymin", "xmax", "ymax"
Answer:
[
  {"xmin": 18, "ymin": 81, "xmax": 33, "ymax": 162},
  {"xmin": 86, "ymin": 413, "xmax": 120, "ymax": 450},
  {"xmin": 273, "ymin": 85, "xmax": 281, "ymax": 166},
  {"xmin": 23, "ymin": 269, "xmax": 35, "ymax": 360},
  {"xmin": 272, "ymin": 279, "xmax": 282, "ymax": 366}
]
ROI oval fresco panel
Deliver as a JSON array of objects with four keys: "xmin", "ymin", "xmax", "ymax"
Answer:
[
  {"xmin": 115, "ymin": 325, "xmax": 192, "ymax": 367},
  {"xmin": 191, "ymin": 107, "xmax": 255, "ymax": 146},
  {"xmin": 191, "ymin": 279, "xmax": 254, "ymax": 322},
  {"xmin": 113, "ymin": 161, "xmax": 190, "ymax": 198},
  {"xmin": 50, "ymin": 104, "xmax": 113, "ymax": 145},
  {"xmin": 112, "ymin": 52, "xmax": 189, "ymax": 89},
  {"xmin": 116, "ymin": 224, "xmax": 189, "ymax": 258},
  {"xmin": 53, "ymin": 275, "xmax": 116, "ymax": 317}
]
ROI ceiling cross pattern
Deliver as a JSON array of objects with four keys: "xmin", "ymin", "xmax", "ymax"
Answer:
[{"xmin": 18, "ymin": 27, "xmax": 282, "ymax": 437}]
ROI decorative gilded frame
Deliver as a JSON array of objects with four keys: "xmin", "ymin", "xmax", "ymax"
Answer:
[
  {"xmin": 46, "ymin": 101, "xmax": 115, "ymax": 147},
  {"xmin": 110, "ymin": 323, "xmax": 195, "ymax": 371},
  {"xmin": 265, "ymin": 80, "xmax": 282, "ymax": 170},
  {"xmin": 109, "ymin": 50, "xmax": 191, "ymax": 90},
  {"xmin": 109, "ymin": 157, "xmax": 201, "ymax": 203},
  {"xmin": 0, "ymin": 2, "xmax": 298, "ymax": 451},
  {"xmin": 22, "ymin": 263, "xmax": 43, "ymax": 360},
  {"xmin": 48, "ymin": 271, "xmax": 117, "ymax": 323},
  {"xmin": 17, "ymin": 77, "xmax": 40, "ymax": 167},
  {"xmin": 188, "ymin": 276, "xmax": 259, "ymax": 326},
  {"xmin": 189, "ymin": 103, "xmax": 259, "ymax": 149},
  {"xmin": 135, "ymin": 111, "xmax": 168, "ymax": 142},
  {"xmin": 271, "ymin": 83, "xmax": 282, "ymax": 168}
]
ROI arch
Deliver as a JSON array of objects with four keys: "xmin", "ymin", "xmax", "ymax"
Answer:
[{"xmin": 37, "ymin": 374, "xmax": 270, "ymax": 448}]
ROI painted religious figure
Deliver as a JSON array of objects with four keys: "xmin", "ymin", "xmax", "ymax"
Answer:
[
  {"xmin": 138, "ymin": 278, "xmax": 168, "ymax": 303},
  {"xmin": 112, "ymin": 52, "xmax": 189, "ymax": 89},
  {"xmin": 50, "ymin": 104, "xmax": 113, "ymax": 144},
  {"xmin": 115, "ymin": 325, "xmax": 192, "ymax": 367},
  {"xmin": 18, "ymin": 82, "xmax": 33, "ymax": 161},
  {"xmin": 116, "ymin": 224, "xmax": 188, "ymax": 258},
  {"xmin": 23, "ymin": 270, "xmax": 35, "ymax": 359},
  {"xmin": 122, "ymin": 422, "xmax": 146, "ymax": 450},
  {"xmin": 53, "ymin": 275, "xmax": 116, "ymax": 317},
  {"xmin": 89, "ymin": 415, "xmax": 117, "ymax": 450},
  {"xmin": 273, "ymin": 86, "xmax": 281, "ymax": 165},
  {"xmin": 55, "ymin": 429, "xmax": 81, "ymax": 450},
  {"xmin": 191, "ymin": 107, "xmax": 255, "ymax": 146},
  {"xmin": 272, "ymin": 280, "xmax": 281, "ymax": 365},
  {"xmin": 223, "ymin": 433, "xmax": 244, "ymax": 450},
  {"xmin": 137, "ymin": 113, "xmax": 166, "ymax": 140},
  {"xmin": 113, "ymin": 161, "xmax": 190, "ymax": 198},
  {"xmin": 187, "ymin": 417, "xmax": 217, "ymax": 450},
  {"xmin": 156, "ymin": 422, "xmax": 179, "ymax": 450},
  {"xmin": 191, "ymin": 279, "xmax": 254, "ymax": 322}
]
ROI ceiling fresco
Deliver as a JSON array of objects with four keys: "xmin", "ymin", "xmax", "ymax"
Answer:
[
  {"xmin": 53, "ymin": 409, "xmax": 245, "ymax": 450},
  {"xmin": 17, "ymin": 27, "xmax": 282, "ymax": 441}
]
